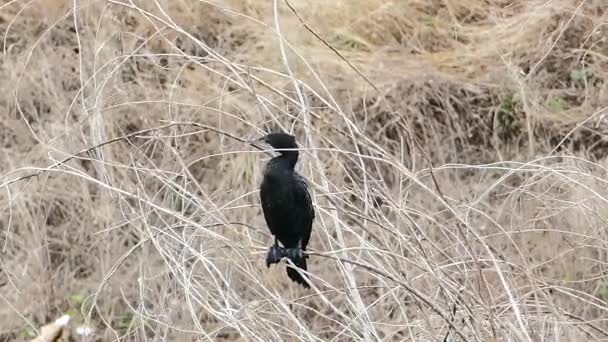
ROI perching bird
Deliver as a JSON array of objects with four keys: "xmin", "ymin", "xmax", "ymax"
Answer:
[{"xmin": 254, "ymin": 132, "xmax": 314, "ymax": 288}]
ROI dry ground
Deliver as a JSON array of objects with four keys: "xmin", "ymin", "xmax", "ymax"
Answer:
[{"xmin": 1, "ymin": 0, "xmax": 608, "ymax": 341}]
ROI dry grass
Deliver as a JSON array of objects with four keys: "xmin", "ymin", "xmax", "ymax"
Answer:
[{"xmin": 0, "ymin": 0, "xmax": 607, "ymax": 340}]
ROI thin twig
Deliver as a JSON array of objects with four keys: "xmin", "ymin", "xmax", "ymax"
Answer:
[{"xmin": 306, "ymin": 251, "xmax": 469, "ymax": 341}]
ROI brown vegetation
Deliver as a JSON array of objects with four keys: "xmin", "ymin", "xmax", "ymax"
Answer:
[{"xmin": 1, "ymin": 0, "xmax": 607, "ymax": 340}]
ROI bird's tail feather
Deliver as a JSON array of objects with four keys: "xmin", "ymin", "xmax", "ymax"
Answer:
[{"xmin": 286, "ymin": 257, "xmax": 310, "ymax": 288}]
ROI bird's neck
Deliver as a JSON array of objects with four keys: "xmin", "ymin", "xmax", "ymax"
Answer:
[{"xmin": 270, "ymin": 152, "xmax": 298, "ymax": 171}]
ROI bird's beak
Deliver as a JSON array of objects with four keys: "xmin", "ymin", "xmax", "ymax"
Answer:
[
  {"xmin": 249, "ymin": 137, "xmax": 267, "ymax": 150},
  {"xmin": 249, "ymin": 137, "xmax": 279, "ymax": 157}
]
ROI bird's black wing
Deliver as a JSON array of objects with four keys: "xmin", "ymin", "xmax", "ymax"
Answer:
[
  {"xmin": 260, "ymin": 179, "xmax": 278, "ymax": 236},
  {"xmin": 293, "ymin": 174, "xmax": 314, "ymax": 250}
]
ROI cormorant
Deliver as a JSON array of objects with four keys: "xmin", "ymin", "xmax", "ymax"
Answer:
[{"xmin": 254, "ymin": 132, "xmax": 314, "ymax": 288}]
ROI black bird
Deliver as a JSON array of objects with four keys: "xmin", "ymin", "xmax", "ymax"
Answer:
[{"xmin": 254, "ymin": 132, "xmax": 314, "ymax": 288}]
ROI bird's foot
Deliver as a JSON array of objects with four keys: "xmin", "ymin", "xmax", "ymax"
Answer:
[
  {"xmin": 284, "ymin": 247, "xmax": 304, "ymax": 262},
  {"xmin": 266, "ymin": 244, "xmax": 284, "ymax": 268}
]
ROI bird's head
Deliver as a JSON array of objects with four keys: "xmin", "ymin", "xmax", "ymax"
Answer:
[{"xmin": 251, "ymin": 132, "xmax": 299, "ymax": 161}]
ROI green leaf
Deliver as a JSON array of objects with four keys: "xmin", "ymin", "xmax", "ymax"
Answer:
[
  {"xmin": 570, "ymin": 68, "xmax": 592, "ymax": 82},
  {"xmin": 20, "ymin": 328, "xmax": 36, "ymax": 338},
  {"xmin": 546, "ymin": 96, "xmax": 567, "ymax": 112},
  {"xmin": 117, "ymin": 312, "xmax": 140, "ymax": 330},
  {"xmin": 333, "ymin": 32, "xmax": 368, "ymax": 50},
  {"xmin": 422, "ymin": 15, "xmax": 434, "ymax": 27},
  {"xmin": 600, "ymin": 283, "xmax": 608, "ymax": 301},
  {"xmin": 69, "ymin": 293, "xmax": 86, "ymax": 306},
  {"xmin": 66, "ymin": 308, "xmax": 79, "ymax": 317}
]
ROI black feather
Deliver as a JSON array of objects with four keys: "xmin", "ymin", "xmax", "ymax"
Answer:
[{"xmin": 259, "ymin": 133, "xmax": 314, "ymax": 288}]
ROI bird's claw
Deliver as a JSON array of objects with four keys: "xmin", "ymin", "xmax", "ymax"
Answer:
[
  {"xmin": 266, "ymin": 245, "xmax": 284, "ymax": 268},
  {"xmin": 284, "ymin": 247, "xmax": 304, "ymax": 262},
  {"xmin": 266, "ymin": 245, "xmax": 306, "ymax": 267}
]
